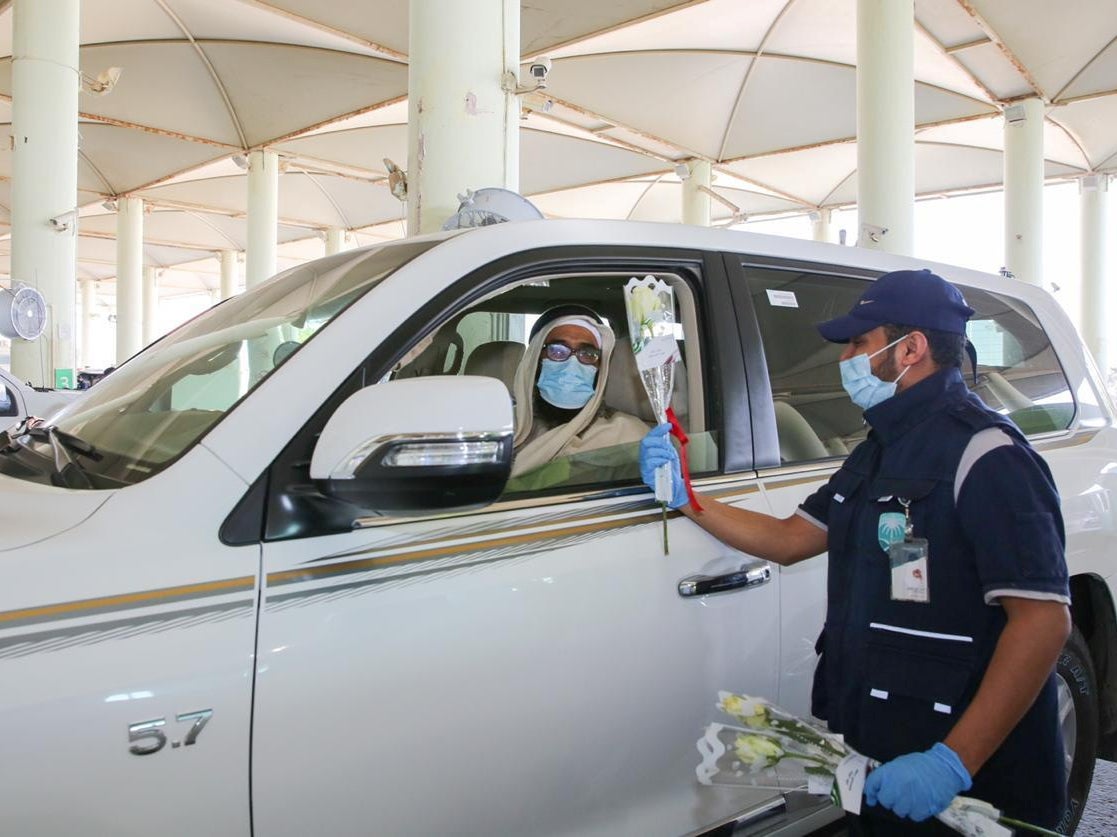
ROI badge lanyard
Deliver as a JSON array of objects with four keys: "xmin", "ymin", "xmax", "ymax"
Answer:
[{"xmin": 888, "ymin": 497, "xmax": 930, "ymax": 603}]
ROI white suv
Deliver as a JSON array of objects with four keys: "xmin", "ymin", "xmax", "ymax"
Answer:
[{"xmin": 0, "ymin": 221, "xmax": 1113, "ymax": 836}]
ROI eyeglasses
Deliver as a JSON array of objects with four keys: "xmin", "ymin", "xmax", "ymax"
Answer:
[{"xmin": 543, "ymin": 342, "xmax": 601, "ymax": 365}]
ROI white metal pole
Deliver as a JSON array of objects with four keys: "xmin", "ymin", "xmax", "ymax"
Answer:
[
  {"xmin": 80, "ymin": 278, "xmax": 94, "ymax": 369},
  {"xmin": 10, "ymin": 0, "xmax": 80, "ymax": 386},
  {"xmin": 142, "ymin": 265, "xmax": 157, "ymax": 346},
  {"xmin": 1003, "ymin": 98, "xmax": 1045, "ymax": 287},
  {"xmin": 115, "ymin": 197, "xmax": 144, "ymax": 362},
  {"xmin": 1080, "ymin": 174, "xmax": 1110, "ymax": 375},
  {"xmin": 325, "ymin": 227, "xmax": 347, "ymax": 255},
  {"xmin": 407, "ymin": 0, "xmax": 520, "ymax": 235},
  {"xmin": 681, "ymin": 160, "xmax": 712, "ymax": 227},
  {"xmin": 811, "ymin": 208, "xmax": 834, "ymax": 242},
  {"xmin": 246, "ymin": 150, "xmax": 279, "ymax": 288},
  {"xmin": 856, "ymin": 0, "xmax": 914, "ymax": 255},
  {"xmin": 219, "ymin": 250, "xmax": 239, "ymax": 300}
]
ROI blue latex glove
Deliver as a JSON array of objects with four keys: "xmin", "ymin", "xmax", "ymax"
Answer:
[
  {"xmin": 639, "ymin": 423, "xmax": 689, "ymax": 509},
  {"xmin": 864, "ymin": 742, "xmax": 972, "ymax": 822}
]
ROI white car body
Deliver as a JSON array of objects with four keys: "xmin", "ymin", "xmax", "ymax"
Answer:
[{"xmin": 1, "ymin": 221, "xmax": 1114, "ymax": 836}]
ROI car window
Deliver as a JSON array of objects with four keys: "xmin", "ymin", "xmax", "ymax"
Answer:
[
  {"xmin": 0, "ymin": 384, "xmax": 17, "ymax": 417},
  {"xmin": 744, "ymin": 266, "xmax": 1077, "ymax": 466},
  {"xmin": 394, "ymin": 270, "xmax": 718, "ymax": 499}
]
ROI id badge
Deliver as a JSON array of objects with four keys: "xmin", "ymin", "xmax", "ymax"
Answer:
[{"xmin": 889, "ymin": 538, "xmax": 929, "ymax": 603}]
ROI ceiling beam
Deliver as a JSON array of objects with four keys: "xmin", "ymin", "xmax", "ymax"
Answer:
[{"xmin": 954, "ymin": 0, "xmax": 1047, "ymax": 101}]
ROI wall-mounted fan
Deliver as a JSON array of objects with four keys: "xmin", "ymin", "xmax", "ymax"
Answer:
[
  {"xmin": 441, "ymin": 188, "xmax": 544, "ymax": 230},
  {"xmin": 0, "ymin": 283, "xmax": 48, "ymax": 340}
]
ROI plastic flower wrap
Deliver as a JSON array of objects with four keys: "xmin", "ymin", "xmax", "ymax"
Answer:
[
  {"xmin": 623, "ymin": 276, "xmax": 683, "ymax": 552},
  {"xmin": 697, "ymin": 692, "xmax": 1057, "ymax": 837}
]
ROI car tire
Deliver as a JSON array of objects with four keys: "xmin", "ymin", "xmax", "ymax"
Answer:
[{"xmin": 1055, "ymin": 627, "xmax": 1098, "ymax": 835}]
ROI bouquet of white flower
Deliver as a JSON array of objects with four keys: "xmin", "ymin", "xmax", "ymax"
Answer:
[
  {"xmin": 623, "ymin": 275, "xmax": 682, "ymax": 552},
  {"xmin": 697, "ymin": 692, "xmax": 1059, "ymax": 837}
]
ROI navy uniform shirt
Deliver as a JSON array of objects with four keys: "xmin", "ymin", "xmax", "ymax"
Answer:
[{"xmin": 797, "ymin": 366, "xmax": 1069, "ymax": 828}]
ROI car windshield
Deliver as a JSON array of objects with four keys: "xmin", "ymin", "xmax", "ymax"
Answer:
[{"xmin": 3, "ymin": 239, "xmax": 437, "ymax": 488}]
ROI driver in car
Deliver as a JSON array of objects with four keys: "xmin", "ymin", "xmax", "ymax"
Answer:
[{"xmin": 506, "ymin": 305, "xmax": 648, "ymax": 490}]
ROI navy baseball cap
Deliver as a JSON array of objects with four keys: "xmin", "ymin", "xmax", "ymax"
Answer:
[{"xmin": 816, "ymin": 268, "xmax": 975, "ymax": 343}]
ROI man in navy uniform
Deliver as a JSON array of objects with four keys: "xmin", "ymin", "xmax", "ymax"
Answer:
[{"xmin": 640, "ymin": 269, "xmax": 1070, "ymax": 834}]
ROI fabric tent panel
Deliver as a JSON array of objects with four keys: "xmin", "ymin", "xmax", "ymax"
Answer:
[
  {"xmin": 914, "ymin": 0, "xmax": 987, "ymax": 47},
  {"xmin": 951, "ymin": 42, "xmax": 1035, "ymax": 101},
  {"xmin": 287, "ymin": 172, "xmax": 403, "ymax": 228},
  {"xmin": 968, "ymin": 0, "xmax": 1117, "ymax": 99},
  {"xmin": 1050, "ymin": 96, "xmax": 1117, "ymax": 171},
  {"xmin": 724, "ymin": 143, "xmax": 857, "ymax": 207},
  {"xmin": 258, "ymin": 0, "xmax": 408, "ymax": 55},
  {"xmin": 625, "ymin": 181, "xmax": 805, "ymax": 222},
  {"xmin": 913, "ymin": 83, "xmax": 997, "ymax": 125},
  {"xmin": 80, "ymin": 210, "xmax": 242, "ymax": 251},
  {"xmin": 520, "ymin": 130, "xmax": 668, "ymax": 195},
  {"xmin": 912, "ymin": 28, "xmax": 996, "ymax": 102},
  {"xmin": 277, "ymin": 125, "xmax": 408, "ymax": 174},
  {"xmin": 546, "ymin": 52, "xmax": 752, "ymax": 158},
  {"xmin": 723, "ymin": 56, "xmax": 856, "ymax": 159},
  {"xmin": 1058, "ymin": 40, "xmax": 1117, "ymax": 101},
  {"xmin": 532, "ymin": 180, "xmax": 669, "ymax": 219},
  {"xmin": 138, "ymin": 176, "xmax": 249, "ymax": 215},
  {"xmin": 763, "ymin": 0, "xmax": 856, "ymax": 66},
  {"xmin": 162, "ymin": 0, "xmax": 382, "ymax": 57},
  {"xmin": 72, "ymin": 43, "xmax": 242, "ymax": 145},
  {"xmin": 521, "ymin": 0, "xmax": 699, "ymax": 56},
  {"xmin": 201, "ymin": 44, "xmax": 408, "ymax": 147},
  {"xmin": 77, "ymin": 0, "xmax": 184, "ymax": 46},
  {"xmin": 916, "ymin": 115, "xmax": 1090, "ymax": 170},
  {"xmin": 549, "ymin": 0, "xmax": 783, "ymax": 58},
  {"xmin": 77, "ymin": 124, "xmax": 230, "ymax": 195}
]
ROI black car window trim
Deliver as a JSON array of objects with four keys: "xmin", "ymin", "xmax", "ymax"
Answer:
[{"xmin": 235, "ymin": 245, "xmax": 742, "ymax": 545}]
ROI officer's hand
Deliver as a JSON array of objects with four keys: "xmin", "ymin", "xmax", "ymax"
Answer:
[
  {"xmin": 639, "ymin": 424, "xmax": 688, "ymax": 509},
  {"xmin": 864, "ymin": 743, "xmax": 972, "ymax": 822}
]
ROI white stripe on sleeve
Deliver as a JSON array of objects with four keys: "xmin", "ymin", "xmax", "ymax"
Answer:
[{"xmin": 955, "ymin": 427, "xmax": 1014, "ymax": 503}]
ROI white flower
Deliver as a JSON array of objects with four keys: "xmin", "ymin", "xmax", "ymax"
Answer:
[
  {"xmin": 627, "ymin": 280, "xmax": 664, "ymax": 329},
  {"xmin": 733, "ymin": 734, "xmax": 784, "ymax": 771},
  {"xmin": 719, "ymin": 693, "xmax": 769, "ymax": 728}
]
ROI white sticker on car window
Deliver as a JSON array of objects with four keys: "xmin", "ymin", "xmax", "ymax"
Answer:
[{"xmin": 766, "ymin": 289, "xmax": 799, "ymax": 308}]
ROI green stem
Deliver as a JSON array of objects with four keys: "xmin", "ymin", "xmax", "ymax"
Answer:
[
  {"xmin": 997, "ymin": 817, "xmax": 1061, "ymax": 836},
  {"xmin": 662, "ymin": 502, "xmax": 669, "ymax": 554}
]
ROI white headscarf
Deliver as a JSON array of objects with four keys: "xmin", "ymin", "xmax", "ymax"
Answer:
[{"xmin": 510, "ymin": 314, "xmax": 618, "ymax": 475}]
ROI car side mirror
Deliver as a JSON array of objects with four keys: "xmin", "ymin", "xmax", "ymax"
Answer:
[{"xmin": 310, "ymin": 375, "xmax": 514, "ymax": 515}]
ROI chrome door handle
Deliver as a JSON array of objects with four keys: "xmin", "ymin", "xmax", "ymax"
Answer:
[{"xmin": 678, "ymin": 561, "xmax": 771, "ymax": 597}]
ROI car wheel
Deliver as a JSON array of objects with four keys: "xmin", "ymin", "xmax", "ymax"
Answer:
[{"xmin": 1055, "ymin": 627, "xmax": 1098, "ymax": 835}]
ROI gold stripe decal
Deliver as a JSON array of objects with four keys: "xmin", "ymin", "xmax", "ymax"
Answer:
[{"xmin": 0, "ymin": 576, "xmax": 256, "ymax": 626}]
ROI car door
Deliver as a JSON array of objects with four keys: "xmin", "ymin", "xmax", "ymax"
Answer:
[{"xmin": 250, "ymin": 248, "xmax": 785, "ymax": 836}]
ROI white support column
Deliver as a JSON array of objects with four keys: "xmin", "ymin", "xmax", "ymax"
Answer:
[
  {"xmin": 246, "ymin": 150, "xmax": 279, "ymax": 288},
  {"xmin": 1003, "ymin": 98, "xmax": 1045, "ymax": 287},
  {"xmin": 1080, "ymin": 174, "xmax": 1110, "ymax": 375},
  {"xmin": 219, "ymin": 250, "xmax": 239, "ymax": 300},
  {"xmin": 681, "ymin": 159, "xmax": 712, "ymax": 227},
  {"xmin": 856, "ymin": 0, "xmax": 914, "ymax": 255},
  {"xmin": 811, "ymin": 208, "xmax": 834, "ymax": 242},
  {"xmin": 10, "ymin": 0, "xmax": 80, "ymax": 386},
  {"xmin": 80, "ymin": 278, "xmax": 95, "ymax": 369},
  {"xmin": 142, "ymin": 265, "xmax": 157, "ymax": 346},
  {"xmin": 115, "ymin": 197, "xmax": 144, "ymax": 363},
  {"xmin": 407, "ymin": 0, "xmax": 520, "ymax": 235},
  {"xmin": 325, "ymin": 227, "xmax": 348, "ymax": 255}
]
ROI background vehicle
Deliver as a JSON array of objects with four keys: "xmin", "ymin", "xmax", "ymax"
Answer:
[
  {"xmin": 0, "ymin": 366, "xmax": 83, "ymax": 423},
  {"xmin": 0, "ymin": 221, "xmax": 1113, "ymax": 835}
]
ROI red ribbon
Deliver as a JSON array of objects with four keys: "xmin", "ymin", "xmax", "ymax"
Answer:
[{"xmin": 666, "ymin": 406, "xmax": 703, "ymax": 512}]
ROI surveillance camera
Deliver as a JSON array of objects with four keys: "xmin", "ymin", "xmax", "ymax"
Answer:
[{"xmin": 528, "ymin": 57, "xmax": 552, "ymax": 82}]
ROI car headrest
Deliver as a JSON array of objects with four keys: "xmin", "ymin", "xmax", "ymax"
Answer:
[
  {"xmin": 464, "ymin": 340, "xmax": 525, "ymax": 395},
  {"xmin": 604, "ymin": 341, "xmax": 688, "ymax": 425}
]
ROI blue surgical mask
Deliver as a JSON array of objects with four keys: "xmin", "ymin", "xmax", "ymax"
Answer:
[
  {"xmin": 839, "ymin": 336, "xmax": 911, "ymax": 410},
  {"xmin": 537, "ymin": 358, "xmax": 598, "ymax": 409}
]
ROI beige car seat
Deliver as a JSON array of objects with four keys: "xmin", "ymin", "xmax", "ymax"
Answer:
[{"xmin": 463, "ymin": 340, "xmax": 525, "ymax": 396}]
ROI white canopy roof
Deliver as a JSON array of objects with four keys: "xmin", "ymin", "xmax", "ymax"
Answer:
[{"xmin": 0, "ymin": 0, "xmax": 1113, "ymax": 292}]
